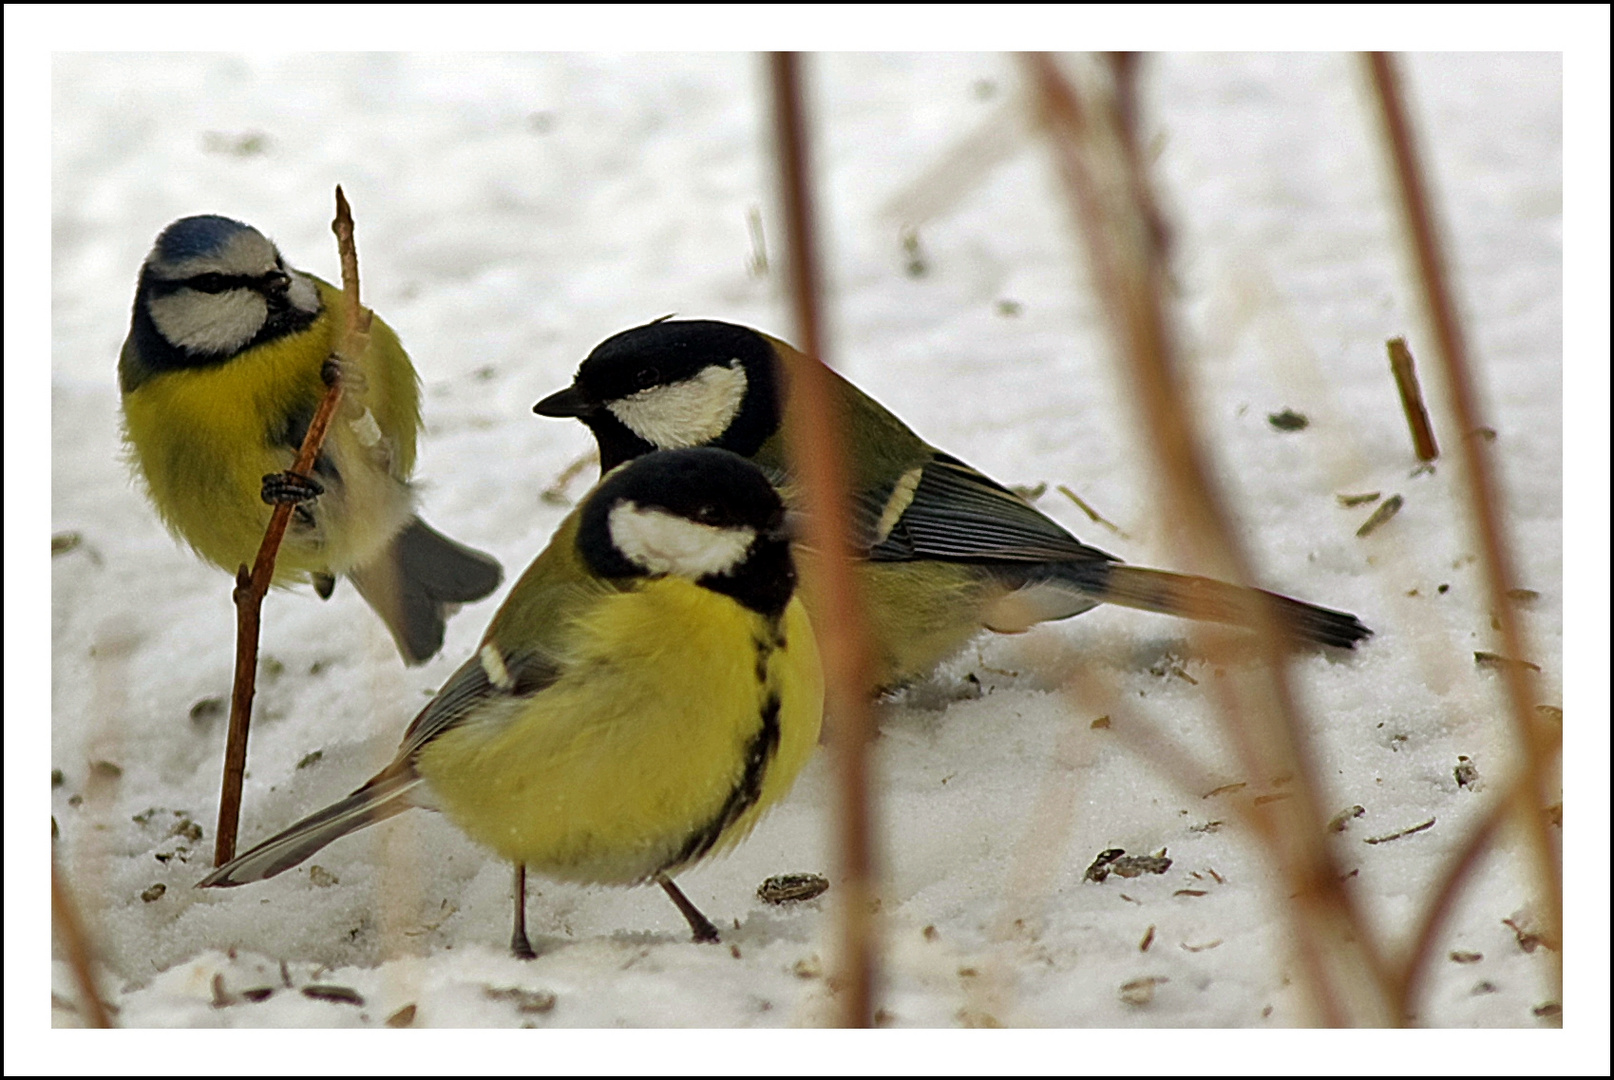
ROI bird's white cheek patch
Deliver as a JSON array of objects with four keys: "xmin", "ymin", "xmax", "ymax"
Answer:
[
  {"xmin": 285, "ymin": 271, "xmax": 320, "ymax": 315},
  {"xmin": 608, "ymin": 502, "xmax": 756, "ymax": 579},
  {"xmin": 147, "ymin": 288, "xmax": 268, "ymax": 356},
  {"xmin": 605, "ymin": 362, "xmax": 748, "ymax": 449}
]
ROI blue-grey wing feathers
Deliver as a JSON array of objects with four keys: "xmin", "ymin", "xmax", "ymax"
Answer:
[
  {"xmin": 866, "ymin": 453, "xmax": 1117, "ymax": 565},
  {"xmin": 862, "ymin": 452, "xmax": 1370, "ymax": 648}
]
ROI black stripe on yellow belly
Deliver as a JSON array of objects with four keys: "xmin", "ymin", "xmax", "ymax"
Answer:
[{"xmin": 663, "ymin": 691, "xmax": 781, "ymax": 872}]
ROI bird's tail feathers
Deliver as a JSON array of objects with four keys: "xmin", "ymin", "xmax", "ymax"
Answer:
[
  {"xmin": 1067, "ymin": 562, "xmax": 1372, "ymax": 648},
  {"xmin": 196, "ymin": 770, "xmax": 422, "ymax": 888},
  {"xmin": 986, "ymin": 561, "xmax": 1372, "ymax": 648},
  {"xmin": 351, "ymin": 516, "xmax": 504, "ymax": 665}
]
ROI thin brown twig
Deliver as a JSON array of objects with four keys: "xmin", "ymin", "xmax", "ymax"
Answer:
[
  {"xmin": 1055, "ymin": 484, "xmax": 1129, "ymax": 537},
  {"xmin": 52, "ymin": 859, "xmax": 114, "ymax": 1027},
  {"xmin": 1386, "ymin": 337, "xmax": 1440, "ymax": 461},
  {"xmin": 768, "ymin": 51, "xmax": 880, "ymax": 1029},
  {"xmin": 1027, "ymin": 53, "xmax": 1395, "ymax": 1025},
  {"xmin": 1364, "ymin": 52, "xmax": 1561, "ymax": 996},
  {"xmin": 540, "ymin": 448, "xmax": 601, "ymax": 506},
  {"xmin": 333, "ymin": 185, "xmax": 372, "ymax": 339},
  {"xmin": 214, "ymin": 190, "xmax": 360, "ymax": 866}
]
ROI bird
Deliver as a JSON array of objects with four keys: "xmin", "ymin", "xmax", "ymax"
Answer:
[
  {"xmin": 198, "ymin": 447, "xmax": 824, "ymax": 956},
  {"xmin": 119, "ymin": 214, "xmax": 502, "ymax": 665},
  {"xmin": 534, "ymin": 318, "xmax": 1371, "ymax": 691}
]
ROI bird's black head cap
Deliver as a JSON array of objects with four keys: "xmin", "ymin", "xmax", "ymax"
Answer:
[
  {"xmin": 577, "ymin": 447, "xmax": 795, "ymax": 617},
  {"xmin": 536, "ymin": 320, "xmax": 783, "ymax": 471}
]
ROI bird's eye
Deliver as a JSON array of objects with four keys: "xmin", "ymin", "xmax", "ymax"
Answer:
[
  {"xmin": 692, "ymin": 504, "xmax": 722, "ymax": 525},
  {"xmin": 635, "ymin": 367, "xmax": 660, "ymax": 390},
  {"xmin": 187, "ymin": 273, "xmax": 233, "ymax": 294}
]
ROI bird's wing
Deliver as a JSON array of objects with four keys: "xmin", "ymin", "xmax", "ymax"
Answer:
[
  {"xmin": 394, "ymin": 520, "xmax": 609, "ymax": 762},
  {"xmin": 863, "ymin": 453, "xmax": 1118, "ymax": 565},
  {"xmin": 199, "ymin": 522, "xmax": 599, "ymax": 890}
]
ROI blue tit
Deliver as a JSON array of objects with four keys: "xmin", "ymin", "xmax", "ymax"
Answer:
[
  {"xmin": 199, "ymin": 447, "xmax": 824, "ymax": 955},
  {"xmin": 534, "ymin": 319, "xmax": 1371, "ymax": 691},
  {"xmin": 120, "ymin": 215, "xmax": 502, "ymax": 665}
]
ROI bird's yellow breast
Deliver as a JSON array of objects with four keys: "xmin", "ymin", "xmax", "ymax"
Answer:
[
  {"xmin": 119, "ymin": 279, "xmax": 421, "ymax": 582},
  {"xmin": 415, "ymin": 578, "xmax": 823, "ymax": 885}
]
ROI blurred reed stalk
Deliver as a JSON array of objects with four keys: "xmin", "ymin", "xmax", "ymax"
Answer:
[
  {"xmin": 1392, "ymin": 765, "xmax": 1526, "ymax": 1015},
  {"xmin": 52, "ymin": 860, "xmax": 114, "ymax": 1027},
  {"xmin": 768, "ymin": 51, "xmax": 881, "ymax": 1029},
  {"xmin": 214, "ymin": 187, "xmax": 365, "ymax": 866},
  {"xmin": 1025, "ymin": 52, "xmax": 1396, "ymax": 1025},
  {"xmin": 1364, "ymin": 53, "xmax": 1561, "ymax": 1001}
]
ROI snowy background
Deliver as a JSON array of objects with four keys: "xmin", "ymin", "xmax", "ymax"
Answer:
[{"xmin": 35, "ymin": 38, "xmax": 1592, "ymax": 1046}]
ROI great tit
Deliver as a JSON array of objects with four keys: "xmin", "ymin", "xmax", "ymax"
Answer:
[
  {"xmin": 534, "ymin": 319, "xmax": 1371, "ymax": 690},
  {"xmin": 199, "ymin": 447, "xmax": 824, "ymax": 955},
  {"xmin": 120, "ymin": 215, "xmax": 502, "ymax": 665}
]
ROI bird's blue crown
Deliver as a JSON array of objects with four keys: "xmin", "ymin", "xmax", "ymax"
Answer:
[{"xmin": 155, "ymin": 214, "xmax": 255, "ymax": 262}]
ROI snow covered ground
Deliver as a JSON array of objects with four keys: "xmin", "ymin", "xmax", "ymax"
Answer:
[{"xmin": 25, "ymin": 15, "xmax": 1603, "ymax": 1061}]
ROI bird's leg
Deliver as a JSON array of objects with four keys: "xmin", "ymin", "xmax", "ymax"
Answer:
[
  {"xmin": 656, "ymin": 874, "xmax": 721, "ymax": 943},
  {"xmin": 511, "ymin": 862, "xmax": 537, "ymax": 960}
]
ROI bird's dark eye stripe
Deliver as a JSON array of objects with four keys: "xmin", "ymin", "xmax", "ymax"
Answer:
[{"xmin": 185, "ymin": 272, "xmax": 268, "ymax": 293}]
